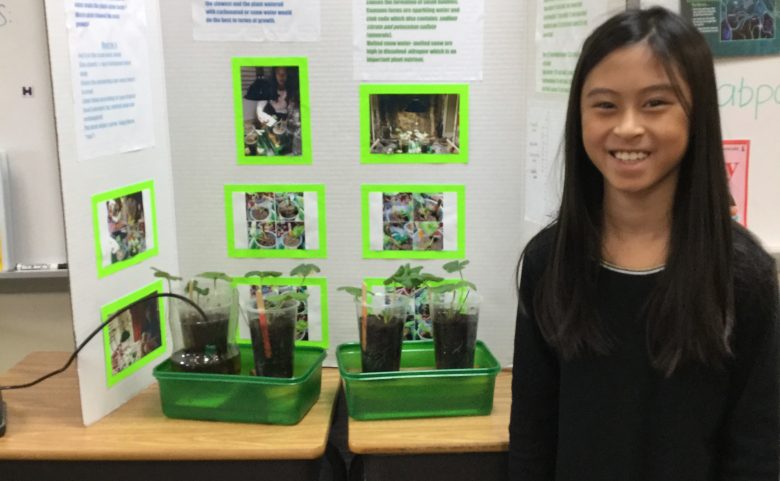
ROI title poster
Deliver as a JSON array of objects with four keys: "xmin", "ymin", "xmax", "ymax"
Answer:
[
  {"xmin": 192, "ymin": 0, "xmax": 320, "ymax": 41},
  {"xmin": 524, "ymin": 99, "xmax": 564, "ymax": 225},
  {"xmin": 723, "ymin": 140, "xmax": 750, "ymax": 226},
  {"xmin": 65, "ymin": 0, "xmax": 155, "ymax": 160},
  {"xmin": 353, "ymin": 0, "xmax": 484, "ymax": 81},
  {"xmin": 535, "ymin": 0, "xmax": 610, "ymax": 94},
  {"xmin": 682, "ymin": 0, "xmax": 779, "ymax": 57}
]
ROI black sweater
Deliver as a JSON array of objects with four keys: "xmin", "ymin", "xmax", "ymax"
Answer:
[{"xmin": 509, "ymin": 226, "xmax": 779, "ymax": 481}]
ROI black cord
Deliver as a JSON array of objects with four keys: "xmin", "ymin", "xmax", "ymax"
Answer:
[{"xmin": 0, "ymin": 292, "xmax": 208, "ymax": 392}]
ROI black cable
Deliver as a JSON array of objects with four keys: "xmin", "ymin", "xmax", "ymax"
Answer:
[{"xmin": 0, "ymin": 292, "xmax": 208, "ymax": 392}]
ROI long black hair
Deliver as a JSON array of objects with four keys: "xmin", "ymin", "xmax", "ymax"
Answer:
[{"xmin": 531, "ymin": 7, "xmax": 734, "ymax": 375}]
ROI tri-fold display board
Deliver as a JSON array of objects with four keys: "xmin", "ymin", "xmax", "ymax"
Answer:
[{"xmin": 41, "ymin": 0, "xmax": 780, "ymax": 426}]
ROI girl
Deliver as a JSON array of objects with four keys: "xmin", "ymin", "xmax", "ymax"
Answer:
[{"xmin": 510, "ymin": 7, "xmax": 778, "ymax": 481}]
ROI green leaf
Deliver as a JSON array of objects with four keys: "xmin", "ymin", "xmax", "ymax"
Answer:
[
  {"xmin": 151, "ymin": 267, "xmax": 182, "ymax": 281},
  {"xmin": 442, "ymin": 260, "xmax": 469, "ymax": 273},
  {"xmin": 243, "ymin": 270, "xmax": 283, "ymax": 279},
  {"xmin": 338, "ymin": 286, "xmax": 364, "ymax": 299},
  {"xmin": 195, "ymin": 271, "xmax": 232, "ymax": 283},
  {"xmin": 290, "ymin": 263, "xmax": 320, "ymax": 278},
  {"xmin": 420, "ymin": 273, "xmax": 444, "ymax": 283}
]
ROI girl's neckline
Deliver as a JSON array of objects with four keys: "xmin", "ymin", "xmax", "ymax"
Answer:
[{"xmin": 600, "ymin": 260, "xmax": 665, "ymax": 276}]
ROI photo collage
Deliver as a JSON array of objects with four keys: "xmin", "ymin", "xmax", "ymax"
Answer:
[
  {"xmin": 246, "ymin": 191, "xmax": 306, "ymax": 250},
  {"xmin": 105, "ymin": 191, "xmax": 147, "ymax": 264},
  {"xmin": 383, "ymin": 192, "xmax": 444, "ymax": 251}
]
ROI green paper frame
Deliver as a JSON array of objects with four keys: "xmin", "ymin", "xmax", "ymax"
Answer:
[
  {"xmin": 100, "ymin": 281, "xmax": 168, "ymax": 388},
  {"xmin": 92, "ymin": 180, "xmax": 159, "ymax": 279},
  {"xmin": 231, "ymin": 276, "xmax": 329, "ymax": 349},
  {"xmin": 359, "ymin": 84, "xmax": 469, "ymax": 164},
  {"xmin": 361, "ymin": 184, "xmax": 465, "ymax": 259},
  {"xmin": 224, "ymin": 184, "xmax": 327, "ymax": 258},
  {"xmin": 232, "ymin": 57, "xmax": 313, "ymax": 165}
]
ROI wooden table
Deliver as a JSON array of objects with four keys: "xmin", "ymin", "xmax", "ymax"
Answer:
[
  {"xmin": 0, "ymin": 352, "xmax": 340, "ymax": 481},
  {"xmin": 347, "ymin": 371, "xmax": 511, "ymax": 481}
]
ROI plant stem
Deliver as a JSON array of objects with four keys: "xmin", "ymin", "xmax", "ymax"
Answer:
[
  {"xmin": 360, "ymin": 284, "xmax": 368, "ymax": 350},
  {"xmin": 255, "ymin": 288, "xmax": 273, "ymax": 358}
]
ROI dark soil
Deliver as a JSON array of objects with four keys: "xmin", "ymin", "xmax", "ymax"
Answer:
[
  {"xmin": 361, "ymin": 314, "xmax": 404, "ymax": 372},
  {"xmin": 259, "ymin": 232, "xmax": 276, "ymax": 247},
  {"xmin": 278, "ymin": 201, "xmax": 298, "ymax": 219},
  {"xmin": 432, "ymin": 313, "xmax": 478, "ymax": 369},
  {"xmin": 249, "ymin": 311, "xmax": 296, "ymax": 378},
  {"xmin": 251, "ymin": 206, "xmax": 269, "ymax": 221},
  {"xmin": 283, "ymin": 233, "xmax": 301, "ymax": 248},
  {"xmin": 172, "ymin": 314, "xmax": 241, "ymax": 374}
]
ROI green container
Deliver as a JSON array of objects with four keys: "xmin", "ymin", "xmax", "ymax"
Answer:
[
  {"xmin": 337, "ymin": 340, "xmax": 500, "ymax": 420},
  {"xmin": 153, "ymin": 343, "xmax": 326, "ymax": 425}
]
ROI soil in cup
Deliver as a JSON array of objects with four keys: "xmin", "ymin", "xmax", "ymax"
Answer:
[
  {"xmin": 432, "ymin": 313, "xmax": 478, "ymax": 369},
  {"xmin": 250, "ymin": 315, "xmax": 296, "ymax": 378},
  {"xmin": 171, "ymin": 314, "xmax": 241, "ymax": 374},
  {"xmin": 361, "ymin": 314, "xmax": 404, "ymax": 372}
]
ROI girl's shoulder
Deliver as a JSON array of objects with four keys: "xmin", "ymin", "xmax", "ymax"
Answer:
[
  {"xmin": 732, "ymin": 223, "xmax": 777, "ymax": 289},
  {"xmin": 520, "ymin": 224, "xmax": 558, "ymax": 278}
]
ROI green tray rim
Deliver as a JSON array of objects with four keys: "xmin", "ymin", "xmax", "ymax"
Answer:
[
  {"xmin": 153, "ymin": 343, "xmax": 326, "ymax": 386},
  {"xmin": 336, "ymin": 340, "xmax": 500, "ymax": 380}
]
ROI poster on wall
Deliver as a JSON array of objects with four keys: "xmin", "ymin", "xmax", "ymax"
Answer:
[
  {"xmin": 359, "ymin": 84, "xmax": 468, "ymax": 164},
  {"xmin": 362, "ymin": 184, "xmax": 465, "ymax": 259},
  {"xmin": 233, "ymin": 276, "xmax": 329, "ymax": 349},
  {"xmin": 100, "ymin": 282, "xmax": 167, "ymax": 388},
  {"xmin": 352, "ymin": 0, "xmax": 484, "ymax": 81},
  {"xmin": 723, "ymin": 140, "xmax": 750, "ymax": 226},
  {"xmin": 525, "ymin": 99, "xmax": 565, "ymax": 225},
  {"xmin": 681, "ymin": 0, "xmax": 779, "ymax": 57},
  {"xmin": 192, "ymin": 0, "xmax": 320, "ymax": 42},
  {"xmin": 232, "ymin": 57, "xmax": 312, "ymax": 165},
  {"xmin": 535, "ymin": 0, "xmax": 611, "ymax": 94},
  {"xmin": 92, "ymin": 180, "xmax": 158, "ymax": 278},
  {"xmin": 225, "ymin": 184, "xmax": 326, "ymax": 258},
  {"xmin": 65, "ymin": 0, "xmax": 155, "ymax": 160}
]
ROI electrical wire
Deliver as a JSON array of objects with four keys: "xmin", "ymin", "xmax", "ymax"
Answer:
[{"xmin": 0, "ymin": 293, "xmax": 208, "ymax": 391}]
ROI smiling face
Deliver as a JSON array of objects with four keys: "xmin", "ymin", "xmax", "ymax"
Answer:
[{"xmin": 580, "ymin": 42, "xmax": 692, "ymax": 204}]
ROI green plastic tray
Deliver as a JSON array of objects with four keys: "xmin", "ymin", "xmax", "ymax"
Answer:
[
  {"xmin": 153, "ymin": 343, "xmax": 326, "ymax": 425},
  {"xmin": 337, "ymin": 340, "xmax": 500, "ymax": 420}
]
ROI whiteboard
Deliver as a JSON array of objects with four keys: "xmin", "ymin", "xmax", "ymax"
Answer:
[{"xmin": 0, "ymin": 0, "xmax": 67, "ymax": 265}]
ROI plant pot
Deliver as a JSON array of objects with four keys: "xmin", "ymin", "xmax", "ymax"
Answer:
[
  {"xmin": 242, "ymin": 299, "xmax": 298, "ymax": 378},
  {"xmin": 430, "ymin": 292, "xmax": 481, "ymax": 369},
  {"xmin": 169, "ymin": 283, "xmax": 240, "ymax": 374},
  {"xmin": 354, "ymin": 293, "xmax": 409, "ymax": 373}
]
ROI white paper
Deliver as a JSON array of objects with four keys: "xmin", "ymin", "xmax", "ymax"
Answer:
[
  {"xmin": 353, "ymin": 0, "xmax": 484, "ymax": 81},
  {"xmin": 192, "ymin": 0, "xmax": 320, "ymax": 41},
  {"xmin": 0, "ymin": 152, "xmax": 14, "ymax": 271},
  {"xmin": 535, "ymin": 0, "xmax": 610, "ymax": 94},
  {"xmin": 525, "ymin": 99, "xmax": 565, "ymax": 226},
  {"xmin": 65, "ymin": 0, "xmax": 155, "ymax": 160}
]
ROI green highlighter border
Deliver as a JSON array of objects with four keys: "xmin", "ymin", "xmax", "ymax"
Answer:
[
  {"xmin": 224, "ymin": 184, "xmax": 327, "ymax": 259},
  {"xmin": 361, "ymin": 184, "xmax": 465, "ymax": 260},
  {"xmin": 100, "ymin": 280, "xmax": 168, "ymax": 388},
  {"xmin": 359, "ymin": 83, "xmax": 469, "ymax": 164},
  {"xmin": 91, "ymin": 180, "xmax": 159, "ymax": 279},
  {"xmin": 231, "ymin": 276, "xmax": 329, "ymax": 349},
  {"xmin": 232, "ymin": 57, "xmax": 313, "ymax": 165}
]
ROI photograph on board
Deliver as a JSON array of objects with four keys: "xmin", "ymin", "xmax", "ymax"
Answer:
[
  {"xmin": 360, "ymin": 84, "xmax": 469, "ymax": 163},
  {"xmin": 363, "ymin": 184, "xmax": 463, "ymax": 260},
  {"xmin": 246, "ymin": 191, "xmax": 306, "ymax": 250},
  {"xmin": 101, "ymin": 286, "xmax": 166, "ymax": 387},
  {"xmin": 382, "ymin": 192, "xmax": 444, "ymax": 252},
  {"xmin": 92, "ymin": 180, "xmax": 158, "ymax": 278},
  {"xmin": 225, "ymin": 184, "xmax": 326, "ymax": 259},
  {"xmin": 233, "ymin": 58, "xmax": 312, "ymax": 164}
]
